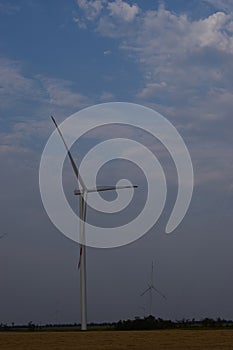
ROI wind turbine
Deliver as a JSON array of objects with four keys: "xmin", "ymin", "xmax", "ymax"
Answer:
[
  {"xmin": 141, "ymin": 261, "xmax": 166, "ymax": 317},
  {"xmin": 51, "ymin": 116, "xmax": 137, "ymax": 331}
]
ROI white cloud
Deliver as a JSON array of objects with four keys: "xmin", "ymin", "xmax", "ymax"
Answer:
[
  {"xmin": 0, "ymin": 2, "xmax": 20, "ymax": 14},
  {"xmin": 73, "ymin": 2, "xmax": 233, "ymax": 132},
  {"xmin": 0, "ymin": 57, "xmax": 91, "ymax": 114},
  {"xmin": 203, "ymin": 0, "xmax": 233, "ymax": 13},
  {"xmin": 113, "ymin": 5, "xmax": 233, "ymax": 108},
  {"xmin": 73, "ymin": 16, "xmax": 87, "ymax": 29},
  {"xmin": 39, "ymin": 77, "xmax": 89, "ymax": 109},
  {"xmin": 76, "ymin": 0, "xmax": 139, "ymax": 23},
  {"xmin": 124, "ymin": 7, "xmax": 233, "ymax": 59},
  {"xmin": 103, "ymin": 50, "xmax": 112, "ymax": 55},
  {"xmin": 191, "ymin": 12, "xmax": 233, "ymax": 51},
  {"xmin": 99, "ymin": 91, "xmax": 114, "ymax": 101},
  {"xmin": 76, "ymin": 0, "xmax": 106, "ymax": 21},
  {"xmin": 75, "ymin": 3, "xmax": 233, "ymax": 73},
  {"xmin": 107, "ymin": 0, "xmax": 139, "ymax": 22},
  {"xmin": 0, "ymin": 58, "xmax": 43, "ymax": 108},
  {"xmin": 137, "ymin": 82, "xmax": 167, "ymax": 99}
]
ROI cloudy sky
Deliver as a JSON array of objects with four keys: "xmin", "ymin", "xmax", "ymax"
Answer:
[{"xmin": 1, "ymin": 0, "xmax": 233, "ymax": 325}]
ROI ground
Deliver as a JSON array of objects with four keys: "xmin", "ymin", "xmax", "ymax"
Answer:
[{"xmin": 1, "ymin": 330, "xmax": 233, "ymax": 350}]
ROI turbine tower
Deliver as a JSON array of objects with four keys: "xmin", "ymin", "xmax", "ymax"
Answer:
[
  {"xmin": 141, "ymin": 261, "xmax": 166, "ymax": 316},
  {"xmin": 51, "ymin": 116, "xmax": 137, "ymax": 331}
]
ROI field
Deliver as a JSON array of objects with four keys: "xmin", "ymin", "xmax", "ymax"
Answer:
[{"xmin": 1, "ymin": 330, "xmax": 233, "ymax": 350}]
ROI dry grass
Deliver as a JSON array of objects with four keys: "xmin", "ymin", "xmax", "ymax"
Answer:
[{"xmin": 1, "ymin": 330, "xmax": 233, "ymax": 350}]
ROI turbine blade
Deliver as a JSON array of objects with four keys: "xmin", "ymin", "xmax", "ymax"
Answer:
[
  {"xmin": 79, "ymin": 193, "xmax": 87, "ymax": 242},
  {"xmin": 78, "ymin": 245, "xmax": 83, "ymax": 269},
  {"xmin": 140, "ymin": 286, "xmax": 151, "ymax": 297},
  {"xmin": 87, "ymin": 185, "xmax": 138, "ymax": 193},
  {"xmin": 51, "ymin": 116, "xmax": 86, "ymax": 190},
  {"xmin": 82, "ymin": 192, "xmax": 87, "ymax": 223},
  {"xmin": 152, "ymin": 286, "xmax": 167, "ymax": 300},
  {"xmin": 78, "ymin": 193, "xmax": 87, "ymax": 269}
]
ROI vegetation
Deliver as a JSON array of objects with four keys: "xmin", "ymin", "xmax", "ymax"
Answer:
[
  {"xmin": 115, "ymin": 316, "xmax": 233, "ymax": 330},
  {"xmin": 1, "ymin": 316, "xmax": 233, "ymax": 332}
]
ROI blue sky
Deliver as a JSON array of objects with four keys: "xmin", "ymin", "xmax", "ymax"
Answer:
[{"xmin": 1, "ymin": 0, "xmax": 233, "ymax": 325}]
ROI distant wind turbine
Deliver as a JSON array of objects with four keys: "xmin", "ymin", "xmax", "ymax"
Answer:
[
  {"xmin": 141, "ymin": 261, "xmax": 166, "ymax": 316},
  {"xmin": 51, "ymin": 116, "xmax": 137, "ymax": 331}
]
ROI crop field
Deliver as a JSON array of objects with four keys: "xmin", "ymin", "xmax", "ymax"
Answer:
[{"xmin": 1, "ymin": 330, "xmax": 233, "ymax": 350}]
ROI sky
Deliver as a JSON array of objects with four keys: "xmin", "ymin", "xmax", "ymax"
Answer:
[{"xmin": 1, "ymin": 0, "xmax": 233, "ymax": 325}]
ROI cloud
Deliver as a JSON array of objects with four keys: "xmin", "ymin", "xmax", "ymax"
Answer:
[
  {"xmin": 0, "ymin": 2, "xmax": 20, "ymax": 14},
  {"xmin": 99, "ymin": 91, "xmax": 114, "ymax": 101},
  {"xmin": 125, "ymin": 7, "xmax": 233, "ymax": 110},
  {"xmin": 107, "ymin": 0, "xmax": 139, "ymax": 22},
  {"xmin": 39, "ymin": 77, "xmax": 89, "ymax": 110},
  {"xmin": 119, "ymin": 6, "xmax": 233, "ymax": 63},
  {"xmin": 0, "ymin": 57, "xmax": 93, "ymax": 168},
  {"xmin": 76, "ymin": 0, "xmax": 139, "ymax": 23},
  {"xmin": 203, "ymin": 0, "xmax": 233, "ymax": 13},
  {"xmin": 75, "ymin": 0, "xmax": 139, "ymax": 37},
  {"xmin": 74, "ymin": 3, "xmax": 233, "ymax": 97},
  {"xmin": 88, "ymin": 4, "xmax": 233, "ymax": 121},
  {"xmin": 76, "ymin": 0, "xmax": 106, "ymax": 21},
  {"xmin": 72, "ymin": 1, "xmax": 233, "ymax": 200},
  {"xmin": 0, "ymin": 57, "xmax": 42, "ymax": 107},
  {"xmin": 103, "ymin": 50, "xmax": 112, "ymax": 55},
  {"xmin": 0, "ymin": 57, "xmax": 91, "ymax": 117},
  {"xmin": 137, "ymin": 82, "xmax": 167, "ymax": 99},
  {"xmin": 192, "ymin": 12, "xmax": 233, "ymax": 51},
  {"xmin": 73, "ymin": 16, "xmax": 87, "ymax": 29}
]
